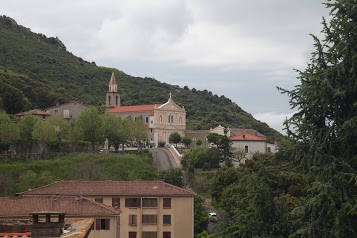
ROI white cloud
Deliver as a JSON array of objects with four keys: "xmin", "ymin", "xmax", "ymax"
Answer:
[{"xmin": 254, "ymin": 111, "xmax": 296, "ymax": 134}]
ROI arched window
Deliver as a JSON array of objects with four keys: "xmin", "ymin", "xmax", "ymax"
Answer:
[
  {"xmin": 160, "ymin": 115, "xmax": 163, "ymax": 123},
  {"xmin": 168, "ymin": 115, "xmax": 173, "ymax": 124},
  {"xmin": 179, "ymin": 117, "xmax": 182, "ymax": 124},
  {"xmin": 108, "ymin": 95, "xmax": 111, "ymax": 106}
]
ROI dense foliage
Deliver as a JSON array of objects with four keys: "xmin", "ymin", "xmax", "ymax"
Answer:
[
  {"xmin": 0, "ymin": 15, "xmax": 283, "ymax": 143},
  {"xmin": 0, "ymin": 152, "xmax": 157, "ymax": 196}
]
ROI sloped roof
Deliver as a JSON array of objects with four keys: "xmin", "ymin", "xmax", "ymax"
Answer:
[
  {"xmin": 0, "ymin": 196, "xmax": 119, "ymax": 217},
  {"xmin": 229, "ymin": 133, "xmax": 267, "ymax": 141},
  {"xmin": 230, "ymin": 128, "xmax": 266, "ymax": 138},
  {"xmin": 109, "ymin": 71, "xmax": 117, "ymax": 85},
  {"xmin": 108, "ymin": 104, "xmax": 161, "ymax": 113},
  {"xmin": 15, "ymin": 109, "xmax": 50, "ymax": 117},
  {"xmin": 20, "ymin": 180, "xmax": 195, "ymax": 197}
]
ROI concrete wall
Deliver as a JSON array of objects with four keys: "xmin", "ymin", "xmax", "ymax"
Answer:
[
  {"xmin": 86, "ymin": 195, "xmax": 194, "ymax": 238},
  {"xmin": 46, "ymin": 102, "xmax": 88, "ymax": 124},
  {"xmin": 231, "ymin": 141, "xmax": 267, "ymax": 159}
]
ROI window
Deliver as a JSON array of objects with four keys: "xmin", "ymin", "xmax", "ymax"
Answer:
[
  {"xmin": 95, "ymin": 219, "xmax": 110, "ymax": 230},
  {"xmin": 145, "ymin": 116, "xmax": 149, "ymax": 124},
  {"xmin": 108, "ymin": 95, "xmax": 111, "ymax": 106},
  {"xmin": 159, "ymin": 115, "xmax": 163, "ymax": 123},
  {"xmin": 266, "ymin": 147, "xmax": 271, "ymax": 153},
  {"xmin": 179, "ymin": 117, "xmax": 182, "ymax": 124},
  {"xmin": 245, "ymin": 146, "xmax": 249, "ymax": 153},
  {"xmin": 168, "ymin": 115, "xmax": 173, "ymax": 124},
  {"xmin": 129, "ymin": 215, "xmax": 137, "ymax": 225},
  {"xmin": 163, "ymin": 198, "xmax": 171, "ymax": 208},
  {"xmin": 125, "ymin": 198, "xmax": 141, "ymax": 208},
  {"xmin": 63, "ymin": 110, "xmax": 70, "ymax": 118},
  {"xmin": 163, "ymin": 215, "xmax": 171, "ymax": 225},
  {"xmin": 95, "ymin": 198, "xmax": 103, "ymax": 203},
  {"xmin": 142, "ymin": 215, "xmax": 157, "ymax": 224},
  {"xmin": 150, "ymin": 129, "xmax": 153, "ymax": 133},
  {"xmin": 163, "ymin": 232, "xmax": 171, "ymax": 238},
  {"xmin": 142, "ymin": 198, "xmax": 157, "ymax": 208},
  {"xmin": 129, "ymin": 232, "xmax": 137, "ymax": 238},
  {"xmin": 116, "ymin": 96, "xmax": 118, "ymax": 105},
  {"xmin": 142, "ymin": 232, "xmax": 157, "ymax": 238},
  {"xmin": 54, "ymin": 109, "xmax": 59, "ymax": 114},
  {"xmin": 112, "ymin": 198, "xmax": 120, "ymax": 207}
]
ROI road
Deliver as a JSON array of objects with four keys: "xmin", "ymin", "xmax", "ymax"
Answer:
[{"xmin": 150, "ymin": 148, "xmax": 178, "ymax": 170}]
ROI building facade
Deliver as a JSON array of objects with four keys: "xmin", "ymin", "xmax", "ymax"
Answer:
[
  {"xmin": 0, "ymin": 196, "xmax": 120, "ymax": 238},
  {"xmin": 106, "ymin": 72, "xmax": 186, "ymax": 146},
  {"xmin": 20, "ymin": 180, "xmax": 195, "ymax": 238},
  {"xmin": 45, "ymin": 100, "xmax": 88, "ymax": 124}
]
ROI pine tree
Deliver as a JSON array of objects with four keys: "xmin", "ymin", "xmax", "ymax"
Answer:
[{"xmin": 280, "ymin": 1, "xmax": 357, "ymax": 237}]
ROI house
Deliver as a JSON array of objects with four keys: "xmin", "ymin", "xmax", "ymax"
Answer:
[
  {"xmin": 15, "ymin": 109, "xmax": 51, "ymax": 120},
  {"xmin": 20, "ymin": 180, "xmax": 196, "ymax": 238},
  {"xmin": 0, "ymin": 195, "xmax": 120, "ymax": 238},
  {"xmin": 106, "ymin": 72, "xmax": 186, "ymax": 146},
  {"xmin": 45, "ymin": 100, "xmax": 88, "ymax": 124}
]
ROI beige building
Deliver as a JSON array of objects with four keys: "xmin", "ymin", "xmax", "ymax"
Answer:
[
  {"xmin": 0, "ymin": 195, "xmax": 120, "ymax": 238},
  {"xmin": 20, "ymin": 180, "xmax": 196, "ymax": 238},
  {"xmin": 106, "ymin": 72, "xmax": 186, "ymax": 146}
]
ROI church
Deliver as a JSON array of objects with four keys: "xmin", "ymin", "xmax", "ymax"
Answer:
[{"xmin": 106, "ymin": 72, "xmax": 186, "ymax": 146}]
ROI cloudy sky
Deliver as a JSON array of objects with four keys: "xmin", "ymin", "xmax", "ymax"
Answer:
[{"xmin": 1, "ymin": 0, "xmax": 330, "ymax": 133}]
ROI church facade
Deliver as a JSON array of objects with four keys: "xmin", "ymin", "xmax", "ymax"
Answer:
[{"xmin": 106, "ymin": 72, "xmax": 186, "ymax": 146}]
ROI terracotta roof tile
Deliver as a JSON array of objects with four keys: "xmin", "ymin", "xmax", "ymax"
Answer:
[
  {"xmin": 15, "ymin": 109, "xmax": 50, "ymax": 117},
  {"xmin": 20, "ymin": 180, "xmax": 195, "ymax": 197},
  {"xmin": 0, "ymin": 196, "xmax": 120, "ymax": 217},
  {"xmin": 108, "ymin": 105, "xmax": 161, "ymax": 113}
]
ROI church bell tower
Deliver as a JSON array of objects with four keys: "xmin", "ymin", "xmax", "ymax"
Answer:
[{"xmin": 106, "ymin": 72, "xmax": 120, "ymax": 110}]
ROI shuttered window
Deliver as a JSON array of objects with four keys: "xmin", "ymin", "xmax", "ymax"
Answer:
[
  {"xmin": 129, "ymin": 232, "xmax": 137, "ymax": 238},
  {"xmin": 125, "ymin": 198, "xmax": 141, "ymax": 207},
  {"xmin": 95, "ymin": 219, "xmax": 110, "ymax": 230},
  {"xmin": 129, "ymin": 215, "xmax": 137, "ymax": 225},
  {"xmin": 142, "ymin": 231, "xmax": 157, "ymax": 238},
  {"xmin": 142, "ymin": 198, "xmax": 158, "ymax": 208},
  {"xmin": 142, "ymin": 215, "xmax": 157, "ymax": 224},
  {"xmin": 163, "ymin": 198, "xmax": 171, "ymax": 208},
  {"xmin": 163, "ymin": 232, "xmax": 171, "ymax": 238}
]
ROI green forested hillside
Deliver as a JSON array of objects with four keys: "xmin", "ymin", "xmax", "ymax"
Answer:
[{"xmin": 0, "ymin": 15, "xmax": 284, "ymax": 142}]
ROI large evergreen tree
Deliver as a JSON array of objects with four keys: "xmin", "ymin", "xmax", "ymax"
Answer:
[{"xmin": 280, "ymin": 1, "xmax": 357, "ymax": 236}]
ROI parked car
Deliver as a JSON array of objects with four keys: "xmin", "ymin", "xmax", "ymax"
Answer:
[{"xmin": 209, "ymin": 212, "xmax": 218, "ymax": 222}]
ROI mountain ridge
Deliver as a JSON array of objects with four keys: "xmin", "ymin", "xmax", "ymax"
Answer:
[{"xmin": 0, "ymin": 15, "xmax": 285, "ymax": 143}]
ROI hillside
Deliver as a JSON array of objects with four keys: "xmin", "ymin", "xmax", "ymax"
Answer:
[{"xmin": 0, "ymin": 15, "xmax": 285, "ymax": 143}]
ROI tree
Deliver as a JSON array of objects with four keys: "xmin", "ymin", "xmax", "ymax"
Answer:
[
  {"xmin": 32, "ymin": 119, "xmax": 57, "ymax": 153},
  {"xmin": 196, "ymin": 139, "xmax": 202, "ymax": 146},
  {"xmin": 181, "ymin": 136, "xmax": 192, "ymax": 148},
  {"xmin": 217, "ymin": 129, "xmax": 233, "ymax": 167},
  {"xmin": 233, "ymin": 148, "xmax": 246, "ymax": 164},
  {"xmin": 159, "ymin": 168, "xmax": 184, "ymax": 187},
  {"xmin": 0, "ymin": 80, "xmax": 26, "ymax": 114},
  {"xmin": 169, "ymin": 132, "xmax": 181, "ymax": 146},
  {"xmin": 48, "ymin": 116, "xmax": 71, "ymax": 152},
  {"xmin": 102, "ymin": 113, "xmax": 130, "ymax": 151},
  {"xmin": 206, "ymin": 133, "xmax": 222, "ymax": 145},
  {"xmin": 0, "ymin": 111, "xmax": 20, "ymax": 149},
  {"xmin": 194, "ymin": 195, "xmax": 210, "ymax": 235},
  {"xmin": 127, "ymin": 118, "xmax": 147, "ymax": 148},
  {"xmin": 279, "ymin": 1, "xmax": 357, "ymax": 236},
  {"xmin": 18, "ymin": 114, "xmax": 38, "ymax": 153},
  {"xmin": 74, "ymin": 107, "xmax": 103, "ymax": 151}
]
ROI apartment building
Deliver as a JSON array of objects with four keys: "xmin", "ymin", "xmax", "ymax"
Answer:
[
  {"xmin": 20, "ymin": 180, "xmax": 195, "ymax": 238},
  {"xmin": 0, "ymin": 195, "xmax": 120, "ymax": 238}
]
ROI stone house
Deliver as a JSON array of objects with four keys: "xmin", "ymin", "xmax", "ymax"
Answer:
[{"xmin": 45, "ymin": 100, "xmax": 88, "ymax": 124}]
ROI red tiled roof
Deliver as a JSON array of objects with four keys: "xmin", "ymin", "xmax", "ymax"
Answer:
[
  {"xmin": 15, "ymin": 109, "xmax": 50, "ymax": 117},
  {"xmin": 108, "ymin": 104, "xmax": 161, "ymax": 113},
  {"xmin": 0, "ymin": 196, "xmax": 119, "ymax": 217},
  {"xmin": 229, "ymin": 133, "xmax": 267, "ymax": 141},
  {"xmin": 20, "ymin": 180, "xmax": 195, "ymax": 197},
  {"xmin": 0, "ymin": 232, "xmax": 31, "ymax": 237}
]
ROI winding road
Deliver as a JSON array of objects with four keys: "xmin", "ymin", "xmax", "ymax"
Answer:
[{"xmin": 150, "ymin": 148, "xmax": 178, "ymax": 170}]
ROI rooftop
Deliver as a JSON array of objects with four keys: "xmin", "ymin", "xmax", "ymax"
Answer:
[
  {"xmin": 15, "ymin": 109, "xmax": 50, "ymax": 117},
  {"xmin": 229, "ymin": 133, "xmax": 267, "ymax": 141},
  {"xmin": 20, "ymin": 180, "xmax": 195, "ymax": 197},
  {"xmin": 0, "ymin": 196, "xmax": 119, "ymax": 217},
  {"xmin": 108, "ymin": 104, "xmax": 161, "ymax": 113}
]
